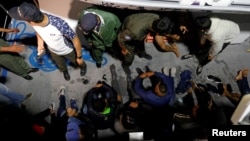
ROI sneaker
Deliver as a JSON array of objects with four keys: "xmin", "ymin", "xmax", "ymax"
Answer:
[
  {"xmin": 196, "ymin": 65, "xmax": 203, "ymax": 75},
  {"xmin": 70, "ymin": 98, "xmax": 79, "ymax": 111},
  {"xmin": 170, "ymin": 67, "xmax": 177, "ymax": 77},
  {"xmin": 145, "ymin": 65, "xmax": 151, "ymax": 72},
  {"xmin": 207, "ymin": 75, "xmax": 222, "ymax": 83},
  {"xmin": 59, "ymin": 86, "xmax": 66, "ymax": 96},
  {"xmin": 50, "ymin": 102, "xmax": 56, "ymax": 111},
  {"xmin": 162, "ymin": 67, "xmax": 169, "ymax": 75},
  {"xmin": 181, "ymin": 54, "xmax": 193, "ymax": 60},
  {"xmin": 24, "ymin": 93, "xmax": 33, "ymax": 101}
]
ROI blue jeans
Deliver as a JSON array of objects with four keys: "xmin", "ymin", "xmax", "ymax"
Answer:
[
  {"xmin": 0, "ymin": 83, "xmax": 25, "ymax": 107},
  {"xmin": 70, "ymin": 99, "xmax": 79, "ymax": 111},
  {"xmin": 57, "ymin": 95, "xmax": 66, "ymax": 117},
  {"xmin": 236, "ymin": 77, "xmax": 250, "ymax": 95}
]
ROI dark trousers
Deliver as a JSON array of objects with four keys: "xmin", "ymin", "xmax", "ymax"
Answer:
[
  {"xmin": 237, "ymin": 77, "xmax": 250, "ymax": 95},
  {"xmin": 196, "ymin": 42, "xmax": 230, "ymax": 66},
  {"xmin": 49, "ymin": 50, "xmax": 76, "ymax": 72},
  {"xmin": 123, "ymin": 40, "xmax": 146, "ymax": 66},
  {"xmin": 57, "ymin": 95, "xmax": 66, "ymax": 118}
]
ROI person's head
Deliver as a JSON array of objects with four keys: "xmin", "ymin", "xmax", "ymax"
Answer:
[
  {"xmin": 152, "ymin": 17, "xmax": 181, "ymax": 39},
  {"xmin": 9, "ymin": 2, "xmax": 44, "ymax": 23},
  {"xmin": 194, "ymin": 16, "xmax": 211, "ymax": 34},
  {"xmin": 121, "ymin": 110, "xmax": 138, "ymax": 129},
  {"xmin": 92, "ymin": 97, "xmax": 111, "ymax": 115},
  {"xmin": 79, "ymin": 13, "xmax": 100, "ymax": 35},
  {"xmin": 154, "ymin": 79, "xmax": 167, "ymax": 96}
]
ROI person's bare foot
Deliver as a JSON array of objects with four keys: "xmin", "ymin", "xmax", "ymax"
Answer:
[
  {"xmin": 222, "ymin": 84, "xmax": 230, "ymax": 96},
  {"xmin": 242, "ymin": 69, "xmax": 249, "ymax": 77},
  {"xmin": 235, "ymin": 70, "xmax": 243, "ymax": 80}
]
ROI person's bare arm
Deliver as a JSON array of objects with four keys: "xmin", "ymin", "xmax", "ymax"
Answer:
[
  {"xmin": 0, "ymin": 44, "xmax": 25, "ymax": 53},
  {"xmin": 0, "ymin": 28, "xmax": 19, "ymax": 33},
  {"xmin": 139, "ymin": 71, "xmax": 154, "ymax": 79},
  {"xmin": 72, "ymin": 36, "xmax": 84, "ymax": 66},
  {"xmin": 154, "ymin": 35, "xmax": 180, "ymax": 57},
  {"xmin": 36, "ymin": 33, "xmax": 46, "ymax": 54}
]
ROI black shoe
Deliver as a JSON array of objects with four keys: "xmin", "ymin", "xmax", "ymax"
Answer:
[
  {"xmin": 110, "ymin": 64, "xmax": 117, "ymax": 79},
  {"xmin": 136, "ymin": 68, "xmax": 144, "ymax": 75},
  {"xmin": 23, "ymin": 75, "xmax": 33, "ymax": 80},
  {"xmin": 122, "ymin": 64, "xmax": 131, "ymax": 75},
  {"xmin": 207, "ymin": 75, "xmax": 221, "ymax": 83},
  {"xmin": 206, "ymin": 83, "xmax": 218, "ymax": 93},
  {"xmin": 196, "ymin": 65, "xmax": 203, "ymax": 75},
  {"xmin": 217, "ymin": 83, "xmax": 224, "ymax": 95},
  {"xmin": 80, "ymin": 64, "xmax": 87, "ymax": 76},
  {"xmin": 96, "ymin": 63, "xmax": 101, "ymax": 68},
  {"xmin": 28, "ymin": 68, "xmax": 39, "ymax": 73},
  {"xmin": 139, "ymin": 54, "xmax": 152, "ymax": 60},
  {"xmin": 226, "ymin": 84, "xmax": 233, "ymax": 93},
  {"xmin": 181, "ymin": 54, "xmax": 193, "ymax": 60},
  {"xmin": 145, "ymin": 65, "xmax": 151, "ymax": 72},
  {"xmin": 63, "ymin": 71, "xmax": 70, "ymax": 81}
]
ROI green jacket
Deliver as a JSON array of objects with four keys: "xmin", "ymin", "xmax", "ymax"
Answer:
[{"xmin": 79, "ymin": 8, "xmax": 121, "ymax": 50}]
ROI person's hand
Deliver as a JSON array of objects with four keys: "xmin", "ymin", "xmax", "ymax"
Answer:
[
  {"xmin": 121, "ymin": 48, "xmax": 131, "ymax": 57},
  {"xmin": 76, "ymin": 58, "xmax": 84, "ymax": 66},
  {"xmin": 208, "ymin": 55, "xmax": 214, "ymax": 61},
  {"xmin": 180, "ymin": 26, "xmax": 188, "ymax": 34},
  {"xmin": 9, "ymin": 43, "xmax": 26, "ymax": 52},
  {"xmin": 95, "ymin": 83, "xmax": 103, "ymax": 88},
  {"xmin": 129, "ymin": 101, "xmax": 139, "ymax": 108},
  {"xmin": 9, "ymin": 28, "xmax": 20, "ymax": 33}
]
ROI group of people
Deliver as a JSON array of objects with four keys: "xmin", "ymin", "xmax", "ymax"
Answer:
[
  {"xmin": 0, "ymin": 1, "xmax": 246, "ymax": 141},
  {"xmin": 1, "ymin": 1, "xmax": 240, "ymax": 81}
]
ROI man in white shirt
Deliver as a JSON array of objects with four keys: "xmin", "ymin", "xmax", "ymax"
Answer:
[
  {"xmin": 9, "ymin": 2, "xmax": 87, "ymax": 81},
  {"xmin": 194, "ymin": 16, "xmax": 240, "ymax": 75}
]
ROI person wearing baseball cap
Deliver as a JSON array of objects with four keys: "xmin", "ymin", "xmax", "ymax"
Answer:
[
  {"xmin": 78, "ymin": 7, "xmax": 121, "ymax": 68},
  {"xmin": 9, "ymin": 2, "xmax": 87, "ymax": 81}
]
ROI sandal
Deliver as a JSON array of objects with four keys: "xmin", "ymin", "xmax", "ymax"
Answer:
[{"xmin": 181, "ymin": 54, "xmax": 193, "ymax": 60}]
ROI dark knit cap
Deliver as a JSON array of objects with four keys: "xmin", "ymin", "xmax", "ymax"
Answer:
[{"xmin": 80, "ymin": 13, "xmax": 98, "ymax": 33}]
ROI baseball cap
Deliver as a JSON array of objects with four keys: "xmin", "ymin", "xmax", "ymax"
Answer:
[
  {"xmin": 65, "ymin": 122, "xmax": 80, "ymax": 141},
  {"xmin": 79, "ymin": 13, "xmax": 98, "ymax": 34},
  {"xmin": 9, "ymin": 2, "xmax": 43, "ymax": 22}
]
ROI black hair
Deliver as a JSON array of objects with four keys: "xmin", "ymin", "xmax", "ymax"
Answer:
[
  {"xmin": 92, "ymin": 98, "xmax": 106, "ymax": 112},
  {"xmin": 121, "ymin": 110, "xmax": 137, "ymax": 129},
  {"xmin": 194, "ymin": 16, "xmax": 212, "ymax": 31},
  {"xmin": 33, "ymin": 12, "xmax": 44, "ymax": 23},
  {"xmin": 152, "ymin": 17, "xmax": 178, "ymax": 35},
  {"xmin": 159, "ymin": 82, "xmax": 167, "ymax": 94}
]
